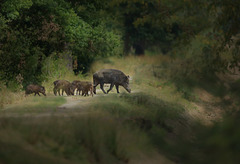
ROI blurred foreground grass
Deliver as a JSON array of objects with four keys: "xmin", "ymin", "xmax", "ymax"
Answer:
[{"xmin": 0, "ymin": 105, "xmax": 175, "ymax": 164}]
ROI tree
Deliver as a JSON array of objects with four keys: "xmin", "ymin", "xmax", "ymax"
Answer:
[
  {"xmin": 108, "ymin": 0, "xmax": 212, "ymax": 55},
  {"xmin": 210, "ymin": 0, "xmax": 240, "ymax": 71},
  {"xmin": 0, "ymin": 0, "xmax": 123, "ymax": 87}
]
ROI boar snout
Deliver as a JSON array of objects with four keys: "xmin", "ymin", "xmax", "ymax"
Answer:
[{"xmin": 126, "ymin": 88, "xmax": 131, "ymax": 93}]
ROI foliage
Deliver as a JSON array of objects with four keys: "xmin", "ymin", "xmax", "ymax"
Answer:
[
  {"xmin": 209, "ymin": 0, "xmax": 240, "ymax": 71},
  {"xmin": 0, "ymin": 0, "xmax": 122, "ymax": 87},
  {"xmin": 41, "ymin": 52, "xmax": 74, "ymax": 79},
  {"xmin": 193, "ymin": 111, "xmax": 240, "ymax": 164},
  {"xmin": 109, "ymin": 0, "xmax": 171, "ymax": 54},
  {"xmin": 210, "ymin": 0, "xmax": 240, "ymax": 43},
  {"xmin": 108, "ymin": 0, "xmax": 211, "ymax": 55}
]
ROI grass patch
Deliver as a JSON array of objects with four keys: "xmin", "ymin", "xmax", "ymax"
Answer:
[
  {"xmin": 88, "ymin": 92, "xmax": 192, "ymax": 163},
  {"xmin": 0, "ymin": 83, "xmax": 25, "ymax": 109},
  {"xmin": 0, "ymin": 114, "xmax": 161, "ymax": 164},
  {"xmin": 1, "ymin": 96, "xmax": 66, "ymax": 114}
]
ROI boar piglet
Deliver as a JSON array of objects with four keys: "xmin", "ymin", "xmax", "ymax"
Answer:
[
  {"xmin": 76, "ymin": 81, "xmax": 93, "ymax": 97},
  {"xmin": 25, "ymin": 84, "xmax": 46, "ymax": 96},
  {"xmin": 53, "ymin": 80, "xmax": 74, "ymax": 96}
]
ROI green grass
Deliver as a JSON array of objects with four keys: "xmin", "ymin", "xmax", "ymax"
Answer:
[
  {"xmin": 0, "ymin": 114, "xmax": 164, "ymax": 164},
  {"xmin": 1, "ymin": 96, "xmax": 66, "ymax": 114},
  {"xmin": 88, "ymin": 92, "xmax": 193, "ymax": 162}
]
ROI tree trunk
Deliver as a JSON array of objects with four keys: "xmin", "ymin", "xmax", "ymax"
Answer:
[
  {"xmin": 124, "ymin": 32, "xmax": 131, "ymax": 55},
  {"xmin": 134, "ymin": 41, "xmax": 145, "ymax": 55},
  {"xmin": 63, "ymin": 42, "xmax": 73, "ymax": 71}
]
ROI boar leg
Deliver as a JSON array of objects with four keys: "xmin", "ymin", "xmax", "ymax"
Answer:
[
  {"xmin": 90, "ymin": 88, "xmax": 93, "ymax": 97},
  {"xmin": 107, "ymin": 83, "xmax": 114, "ymax": 93},
  {"xmin": 100, "ymin": 83, "xmax": 107, "ymax": 94},
  {"xmin": 93, "ymin": 83, "xmax": 98, "ymax": 94},
  {"xmin": 53, "ymin": 87, "xmax": 57, "ymax": 96},
  {"xmin": 34, "ymin": 92, "xmax": 40, "ymax": 96},
  {"xmin": 57, "ymin": 89, "xmax": 61, "ymax": 96},
  {"xmin": 115, "ymin": 85, "xmax": 120, "ymax": 93},
  {"xmin": 54, "ymin": 88, "xmax": 58, "ymax": 96},
  {"xmin": 82, "ymin": 90, "xmax": 87, "ymax": 96},
  {"xmin": 78, "ymin": 87, "xmax": 82, "ymax": 95}
]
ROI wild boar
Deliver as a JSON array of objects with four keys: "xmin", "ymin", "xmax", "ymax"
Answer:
[
  {"xmin": 76, "ymin": 81, "xmax": 93, "ymax": 97},
  {"xmin": 93, "ymin": 69, "xmax": 131, "ymax": 94},
  {"xmin": 53, "ymin": 80, "xmax": 74, "ymax": 96},
  {"xmin": 53, "ymin": 80, "xmax": 60, "ymax": 87},
  {"xmin": 53, "ymin": 80, "xmax": 60, "ymax": 95},
  {"xmin": 71, "ymin": 80, "xmax": 81, "ymax": 95},
  {"xmin": 25, "ymin": 84, "xmax": 46, "ymax": 96}
]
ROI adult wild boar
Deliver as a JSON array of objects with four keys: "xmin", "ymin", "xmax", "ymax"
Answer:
[
  {"xmin": 25, "ymin": 84, "xmax": 46, "ymax": 96},
  {"xmin": 53, "ymin": 80, "xmax": 74, "ymax": 96},
  {"xmin": 93, "ymin": 69, "xmax": 131, "ymax": 94}
]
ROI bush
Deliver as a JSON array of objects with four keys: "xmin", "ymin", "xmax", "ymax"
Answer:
[
  {"xmin": 0, "ymin": 82, "xmax": 25, "ymax": 109},
  {"xmin": 0, "ymin": 0, "xmax": 123, "ymax": 86}
]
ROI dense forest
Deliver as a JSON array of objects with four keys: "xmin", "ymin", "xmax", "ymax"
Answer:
[
  {"xmin": 1, "ymin": 0, "xmax": 240, "ymax": 164},
  {"xmin": 0, "ymin": 0, "xmax": 239, "ymax": 87}
]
